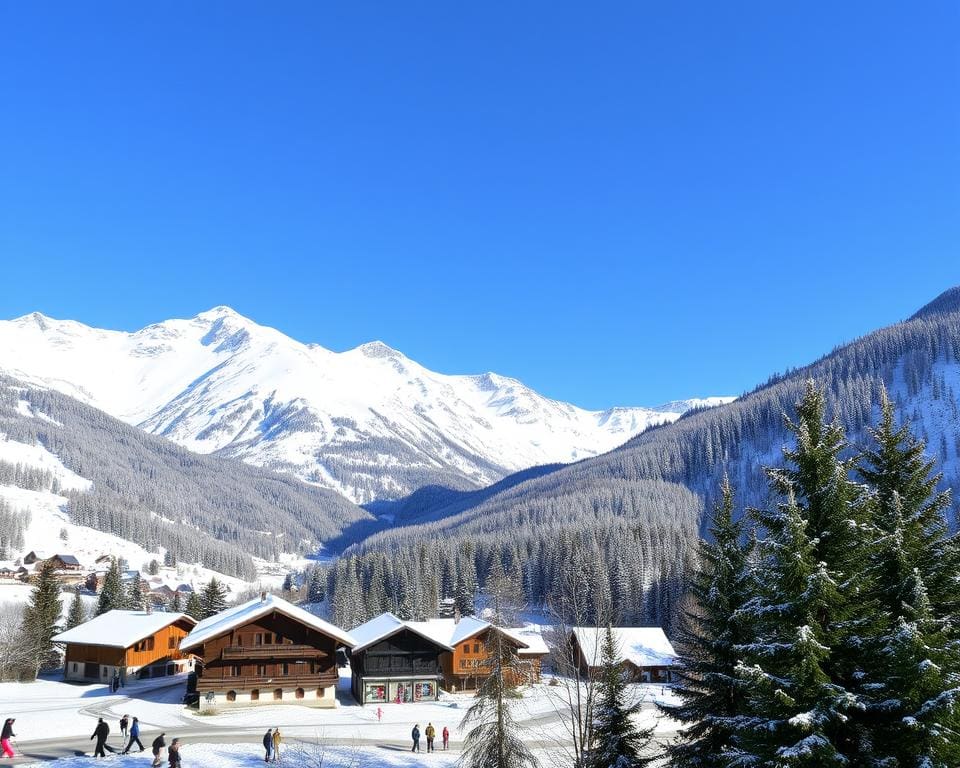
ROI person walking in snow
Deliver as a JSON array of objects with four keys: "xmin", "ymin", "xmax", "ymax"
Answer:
[
  {"xmin": 442, "ymin": 725, "xmax": 449, "ymax": 750},
  {"xmin": 262, "ymin": 728, "xmax": 273, "ymax": 762},
  {"xmin": 411, "ymin": 723, "xmax": 421, "ymax": 752},
  {"xmin": 91, "ymin": 717, "xmax": 110, "ymax": 758},
  {"xmin": 120, "ymin": 714, "xmax": 129, "ymax": 740},
  {"xmin": 122, "ymin": 716, "xmax": 144, "ymax": 753},
  {"xmin": 168, "ymin": 738, "xmax": 181, "ymax": 768},
  {"xmin": 112, "ymin": 672, "xmax": 120, "ymax": 693},
  {"xmin": 151, "ymin": 733, "xmax": 166, "ymax": 767},
  {"xmin": 425, "ymin": 722, "xmax": 436, "ymax": 752},
  {"xmin": 376, "ymin": 706, "xmax": 382, "ymax": 722},
  {"xmin": 1, "ymin": 718, "xmax": 16, "ymax": 758},
  {"xmin": 271, "ymin": 727, "xmax": 282, "ymax": 762}
]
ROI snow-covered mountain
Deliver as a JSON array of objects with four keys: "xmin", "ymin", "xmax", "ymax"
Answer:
[{"xmin": 0, "ymin": 308, "xmax": 732, "ymax": 502}]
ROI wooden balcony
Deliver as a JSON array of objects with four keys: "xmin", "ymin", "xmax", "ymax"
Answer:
[
  {"xmin": 196, "ymin": 671, "xmax": 337, "ymax": 691},
  {"xmin": 221, "ymin": 645, "xmax": 325, "ymax": 660}
]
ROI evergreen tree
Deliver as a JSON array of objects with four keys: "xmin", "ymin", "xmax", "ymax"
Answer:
[
  {"xmin": 66, "ymin": 588, "xmax": 86, "ymax": 630},
  {"xmin": 96, "ymin": 558, "xmax": 126, "ymax": 615},
  {"xmin": 185, "ymin": 590, "xmax": 202, "ymax": 619},
  {"xmin": 589, "ymin": 626, "xmax": 656, "ymax": 768},
  {"xmin": 127, "ymin": 572, "xmax": 145, "ymax": 610},
  {"xmin": 459, "ymin": 591, "xmax": 539, "ymax": 768},
  {"xmin": 21, "ymin": 559, "xmax": 63, "ymax": 678},
  {"xmin": 282, "ymin": 573, "xmax": 294, "ymax": 592},
  {"xmin": 147, "ymin": 559, "xmax": 160, "ymax": 576},
  {"xmin": 171, "ymin": 590, "xmax": 183, "ymax": 613},
  {"xmin": 200, "ymin": 578, "xmax": 228, "ymax": 619},
  {"xmin": 855, "ymin": 390, "xmax": 960, "ymax": 765},
  {"xmin": 307, "ymin": 566, "xmax": 325, "ymax": 604},
  {"xmin": 731, "ymin": 382, "xmax": 867, "ymax": 766},
  {"xmin": 663, "ymin": 476, "xmax": 753, "ymax": 767}
]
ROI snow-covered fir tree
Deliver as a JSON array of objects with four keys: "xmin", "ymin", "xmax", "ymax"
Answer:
[
  {"xmin": 199, "ymin": 578, "xmax": 228, "ymax": 619},
  {"xmin": 589, "ymin": 626, "xmax": 656, "ymax": 768},
  {"xmin": 66, "ymin": 588, "xmax": 86, "ymax": 630},
  {"xmin": 662, "ymin": 476, "xmax": 754, "ymax": 767},
  {"xmin": 730, "ymin": 382, "xmax": 867, "ymax": 766},
  {"xmin": 21, "ymin": 559, "xmax": 63, "ymax": 678},
  {"xmin": 96, "ymin": 558, "xmax": 126, "ymax": 616}
]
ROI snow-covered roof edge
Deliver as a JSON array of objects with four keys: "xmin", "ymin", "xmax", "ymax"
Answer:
[
  {"xmin": 351, "ymin": 612, "xmax": 455, "ymax": 653},
  {"xmin": 180, "ymin": 594, "xmax": 355, "ymax": 651},
  {"xmin": 53, "ymin": 610, "xmax": 196, "ymax": 649}
]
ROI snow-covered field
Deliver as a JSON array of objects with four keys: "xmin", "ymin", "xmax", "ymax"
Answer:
[{"xmin": 3, "ymin": 668, "xmax": 681, "ymax": 766}]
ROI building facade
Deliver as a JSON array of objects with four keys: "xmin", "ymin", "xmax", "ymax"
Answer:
[
  {"xmin": 349, "ymin": 613, "xmax": 450, "ymax": 704},
  {"xmin": 179, "ymin": 593, "xmax": 355, "ymax": 711},
  {"xmin": 570, "ymin": 626, "xmax": 678, "ymax": 683},
  {"xmin": 53, "ymin": 610, "xmax": 197, "ymax": 683}
]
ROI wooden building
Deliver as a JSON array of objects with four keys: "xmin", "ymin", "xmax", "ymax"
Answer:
[
  {"xmin": 436, "ymin": 617, "xmax": 548, "ymax": 691},
  {"xmin": 179, "ymin": 593, "xmax": 355, "ymax": 711},
  {"xmin": 570, "ymin": 627, "xmax": 678, "ymax": 683},
  {"xmin": 53, "ymin": 610, "xmax": 197, "ymax": 683},
  {"xmin": 349, "ymin": 613, "xmax": 451, "ymax": 704}
]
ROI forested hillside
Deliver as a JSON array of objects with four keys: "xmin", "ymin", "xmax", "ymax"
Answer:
[
  {"xmin": 333, "ymin": 287, "xmax": 960, "ymax": 626},
  {"xmin": 0, "ymin": 377, "xmax": 372, "ymax": 578}
]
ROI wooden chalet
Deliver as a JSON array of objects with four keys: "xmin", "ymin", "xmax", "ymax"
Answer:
[
  {"xmin": 348, "ymin": 612, "xmax": 451, "ymax": 704},
  {"xmin": 53, "ymin": 610, "xmax": 197, "ymax": 683},
  {"xmin": 179, "ymin": 593, "xmax": 355, "ymax": 711},
  {"xmin": 440, "ymin": 617, "xmax": 548, "ymax": 691},
  {"xmin": 570, "ymin": 626, "xmax": 678, "ymax": 683},
  {"xmin": 0, "ymin": 563, "xmax": 28, "ymax": 581},
  {"xmin": 23, "ymin": 551, "xmax": 83, "ymax": 570}
]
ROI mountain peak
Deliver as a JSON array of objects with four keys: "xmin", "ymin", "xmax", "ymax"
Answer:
[
  {"xmin": 909, "ymin": 286, "xmax": 960, "ymax": 322},
  {"xmin": 195, "ymin": 305, "xmax": 246, "ymax": 322},
  {"xmin": 13, "ymin": 311, "xmax": 55, "ymax": 330},
  {"xmin": 356, "ymin": 340, "xmax": 402, "ymax": 359}
]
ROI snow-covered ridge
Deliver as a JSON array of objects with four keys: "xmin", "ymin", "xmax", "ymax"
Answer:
[{"xmin": 0, "ymin": 308, "xmax": 734, "ymax": 502}]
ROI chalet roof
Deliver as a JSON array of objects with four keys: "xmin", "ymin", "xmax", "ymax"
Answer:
[
  {"xmin": 53, "ymin": 554, "xmax": 81, "ymax": 566},
  {"xmin": 53, "ymin": 610, "xmax": 196, "ymax": 649},
  {"xmin": 351, "ymin": 612, "xmax": 455, "ymax": 653},
  {"xmin": 503, "ymin": 626, "xmax": 550, "ymax": 656},
  {"xmin": 571, "ymin": 627, "xmax": 678, "ymax": 668},
  {"xmin": 180, "ymin": 593, "xmax": 354, "ymax": 651}
]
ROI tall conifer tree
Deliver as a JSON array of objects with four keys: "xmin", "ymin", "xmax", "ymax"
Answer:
[
  {"xmin": 21, "ymin": 559, "xmax": 63, "ymax": 678},
  {"xmin": 663, "ymin": 476, "xmax": 753, "ymax": 767}
]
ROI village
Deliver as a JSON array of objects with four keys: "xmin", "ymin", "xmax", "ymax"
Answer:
[{"xmin": 1, "ymin": 551, "xmax": 682, "ymax": 766}]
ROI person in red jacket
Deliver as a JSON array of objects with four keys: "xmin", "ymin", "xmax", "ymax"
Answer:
[{"xmin": 442, "ymin": 725, "xmax": 450, "ymax": 750}]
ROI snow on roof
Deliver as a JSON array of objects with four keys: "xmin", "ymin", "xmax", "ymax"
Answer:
[
  {"xmin": 53, "ymin": 610, "xmax": 195, "ymax": 649},
  {"xmin": 571, "ymin": 627, "xmax": 678, "ymax": 668},
  {"xmin": 448, "ymin": 616, "xmax": 489, "ymax": 646},
  {"xmin": 503, "ymin": 626, "xmax": 549, "ymax": 656},
  {"xmin": 180, "ymin": 593, "xmax": 355, "ymax": 651},
  {"xmin": 351, "ymin": 612, "xmax": 455, "ymax": 653}
]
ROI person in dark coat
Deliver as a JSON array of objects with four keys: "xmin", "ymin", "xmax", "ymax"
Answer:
[
  {"xmin": 120, "ymin": 715, "xmax": 129, "ymax": 739},
  {"xmin": 262, "ymin": 728, "xmax": 273, "ymax": 762},
  {"xmin": 151, "ymin": 733, "xmax": 166, "ymax": 767},
  {"xmin": 411, "ymin": 724, "xmax": 421, "ymax": 752},
  {"xmin": 122, "ymin": 716, "xmax": 144, "ymax": 753},
  {"xmin": 91, "ymin": 718, "xmax": 110, "ymax": 758},
  {"xmin": 1, "ymin": 718, "xmax": 16, "ymax": 758},
  {"xmin": 168, "ymin": 738, "xmax": 181, "ymax": 768}
]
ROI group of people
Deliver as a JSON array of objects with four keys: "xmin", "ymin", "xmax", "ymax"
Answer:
[
  {"xmin": 89, "ymin": 716, "xmax": 180, "ymax": 765},
  {"xmin": 411, "ymin": 722, "xmax": 449, "ymax": 752},
  {"xmin": 262, "ymin": 727, "xmax": 283, "ymax": 762}
]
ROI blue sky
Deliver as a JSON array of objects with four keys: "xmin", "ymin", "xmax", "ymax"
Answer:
[{"xmin": 0, "ymin": 2, "xmax": 957, "ymax": 409}]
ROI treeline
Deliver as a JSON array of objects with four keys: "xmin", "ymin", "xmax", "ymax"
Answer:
[
  {"xmin": 324, "ymin": 478, "xmax": 700, "ymax": 630},
  {"xmin": 0, "ymin": 459, "xmax": 61, "ymax": 494},
  {"xmin": 0, "ymin": 499, "xmax": 30, "ymax": 559},
  {"xmin": 0, "ymin": 377, "xmax": 373, "ymax": 578},
  {"xmin": 665, "ymin": 382, "xmax": 960, "ymax": 767}
]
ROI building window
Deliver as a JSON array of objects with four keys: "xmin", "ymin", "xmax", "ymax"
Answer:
[
  {"xmin": 364, "ymin": 683, "xmax": 385, "ymax": 702},
  {"xmin": 473, "ymin": 643, "xmax": 480, "ymax": 653},
  {"xmin": 72, "ymin": 663, "xmax": 78, "ymax": 673},
  {"xmin": 281, "ymin": 663, "xmax": 289, "ymax": 676},
  {"xmin": 254, "ymin": 633, "xmax": 263, "ymax": 646},
  {"xmin": 257, "ymin": 664, "xmax": 267, "ymax": 677},
  {"xmin": 168, "ymin": 637, "xmax": 176, "ymax": 649},
  {"xmin": 295, "ymin": 687, "xmax": 305, "ymax": 699},
  {"xmin": 459, "ymin": 660, "xmax": 466, "ymax": 669},
  {"xmin": 226, "ymin": 690, "xmax": 236, "ymax": 702},
  {"xmin": 463, "ymin": 644, "xmax": 469, "ymax": 653},
  {"xmin": 276, "ymin": 634, "xmax": 283, "ymax": 644},
  {"xmin": 226, "ymin": 664, "xmax": 241, "ymax": 677},
  {"xmin": 273, "ymin": 688, "xmax": 283, "ymax": 700},
  {"xmin": 265, "ymin": 633, "xmax": 273, "ymax": 645},
  {"xmin": 251, "ymin": 689, "xmax": 259, "ymax": 701}
]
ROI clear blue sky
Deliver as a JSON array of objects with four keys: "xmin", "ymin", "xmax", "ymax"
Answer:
[{"xmin": 0, "ymin": 2, "xmax": 957, "ymax": 409}]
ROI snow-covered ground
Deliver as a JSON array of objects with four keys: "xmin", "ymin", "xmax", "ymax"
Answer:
[{"xmin": 3, "ymin": 667, "xmax": 681, "ymax": 766}]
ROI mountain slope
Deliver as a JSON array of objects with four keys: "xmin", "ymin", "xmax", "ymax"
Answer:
[
  {"xmin": 0, "ymin": 376, "xmax": 372, "ymax": 577},
  {"xmin": 0, "ymin": 308, "xmax": 731, "ymax": 502},
  {"xmin": 352, "ymin": 286, "xmax": 960, "ymax": 556}
]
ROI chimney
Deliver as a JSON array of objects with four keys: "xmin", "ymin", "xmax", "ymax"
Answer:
[{"xmin": 261, "ymin": 591, "xmax": 268, "ymax": 603}]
